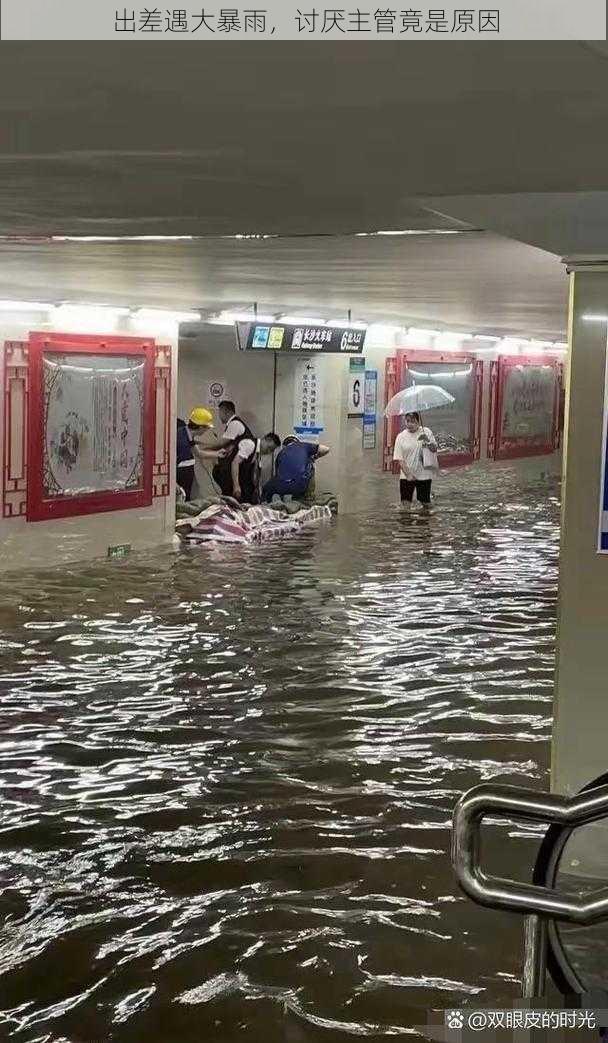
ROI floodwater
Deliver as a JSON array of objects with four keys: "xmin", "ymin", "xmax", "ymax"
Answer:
[{"xmin": 0, "ymin": 463, "xmax": 559, "ymax": 1041}]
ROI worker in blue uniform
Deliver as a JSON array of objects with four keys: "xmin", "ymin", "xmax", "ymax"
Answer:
[{"xmin": 262, "ymin": 435, "xmax": 330, "ymax": 502}]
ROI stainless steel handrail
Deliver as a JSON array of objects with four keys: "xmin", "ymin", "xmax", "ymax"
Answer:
[
  {"xmin": 452, "ymin": 782, "xmax": 608, "ymax": 998},
  {"xmin": 452, "ymin": 782, "xmax": 608, "ymax": 925}
]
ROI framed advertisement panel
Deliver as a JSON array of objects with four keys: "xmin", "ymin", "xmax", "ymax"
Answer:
[
  {"xmin": 27, "ymin": 332, "xmax": 155, "ymax": 521},
  {"xmin": 394, "ymin": 350, "xmax": 483, "ymax": 468},
  {"xmin": 489, "ymin": 354, "xmax": 560, "ymax": 461}
]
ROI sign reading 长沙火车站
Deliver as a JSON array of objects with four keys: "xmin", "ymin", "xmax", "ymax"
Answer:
[{"xmin": 236, "ymin": 322, "xmax": 366, "ymax": 355}]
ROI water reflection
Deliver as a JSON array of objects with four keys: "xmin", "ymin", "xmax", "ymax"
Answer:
[{"xmin": 0, "ymin": 463, "xmax": 558, "ymax": 1040}]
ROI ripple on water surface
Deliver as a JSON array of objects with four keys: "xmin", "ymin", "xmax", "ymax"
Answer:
[{"xmin": 0, "ymin": 464, "xmax": 558, "ymax": 1040}]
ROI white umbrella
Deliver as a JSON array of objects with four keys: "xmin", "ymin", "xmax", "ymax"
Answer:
[{"xmin": 384, "ymin": 384, "xmax": 455, "ymax": 418}]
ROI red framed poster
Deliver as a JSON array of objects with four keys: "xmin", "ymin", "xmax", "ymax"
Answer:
[
  {"xmin": 27, "ymin": 332, "xmax": 155, "ymax": 522},
  {"xmin": 3, "ymin": 341, "xmax": 29, "ymax": 519},
  {"xmin": 393, "ymin": 349, "xmax": 482, "ymax": 468},
  {"xmin": 488, "ymin": 353, "xmax": 561, "ymax": 461}
]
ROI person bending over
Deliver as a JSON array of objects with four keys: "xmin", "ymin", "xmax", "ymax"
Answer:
[
  {"xmin": 262, "ymin": 435, "xmax": 330, "ymax": 502},
  {"xmin": 208, "ymin": 401, "xmax": 256, "ymax": 498},
  {"xmin": 204, "ymin": 429, "xmax": 279, "ymax": 504}
]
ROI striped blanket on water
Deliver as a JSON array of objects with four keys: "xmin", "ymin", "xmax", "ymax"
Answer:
[{"xmin": 177, "ymin": 503, "xmax": 331, "ymax": 545}]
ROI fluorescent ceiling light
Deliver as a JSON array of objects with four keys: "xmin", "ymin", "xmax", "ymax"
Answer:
[
  {"xmin": 44, "ymin": 229, "xmax": 467, "ymax": 243},
  {"xmin": 236, "ymin": 313, "xmax": 275, "ymax": 323},
  {"xmin": 327, "ymin": 320, "xmax": 368, "ymax": 329},
  {"xmin": 583, "ymin": 314, "xmax": 608, "ymax": 322},
  {"xmin": 51, "ymin": 235, "xmax": 195, "ymax": 243},
  {"xmin": 133, "ymin": 308, "xmax": 201, "ymax": 323},
  {"xmin": 210, "ymin": 311, "xmax": 276, "ymax": 324},
  {"xmin": 46, "ymin": 233, "xmax": 278, "ymax": 243},
  {"xmin": 367, "ymin": 324, "xmax": 403, "ymax": 336},
  {"xmin": 438, "ymin": 330, "xmax": 473, "ymax": 340},
  {"xmin": 280, "ymin": 315, "xmax": 327, "ymax": 325},
  {"xmin": 553, "ymin": 342, "xmax": 568, "ymax": 350},
  {"xmin": 51, "ymin": 303, "xmax": 131, "ymax": 331},
  {"xmin": 235, "ymin": 313, "xmax": 276, "ymax": 323},
  {"xmin": 55, "ymin": 302, "xmax": 130, "ymax": 316},
  {"xmin": 355, "ymin": 229, "xmax": 465, "ymax": 237},
  {"xmin": 474, "ymin": 335, "xmax": 501, "ymax": 342},
  {"xmin": 408, "ymin": 327, "xmax": 442, "ymax": 338},
  {"xmin": 0, "ymin": 299, "xmax": 51, "ymax": 311}
]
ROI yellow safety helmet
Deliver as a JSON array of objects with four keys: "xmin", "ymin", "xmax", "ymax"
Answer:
[{"xmin": 188, "ymin": 406, "xmax": 213, "ymax": 427}]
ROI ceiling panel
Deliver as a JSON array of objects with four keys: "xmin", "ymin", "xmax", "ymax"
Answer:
[
  {"xmin": 0, "ymin": 231, "xmax": 568, "ymax": 339},
  {"xmin": 0, "ymin": 41, "xmax": 606, "ymax": 240}
]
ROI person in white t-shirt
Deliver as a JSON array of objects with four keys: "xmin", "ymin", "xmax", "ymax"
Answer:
[{"xmin": 392, "ymin": 411, "xmax": 438, "ymax": 512}]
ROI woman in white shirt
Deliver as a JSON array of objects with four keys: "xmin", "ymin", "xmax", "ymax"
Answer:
[{"xmin": 392, "ymin": 411, "xmax": 438, "ymax": 512}]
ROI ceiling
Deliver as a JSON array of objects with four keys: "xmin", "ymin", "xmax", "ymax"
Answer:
[
  {"xmin": 0, "ymin": 232, "xmax": 568, "ymax": 339},
  {"xmin": 2, "ymin": 41, "xmax": 608, "ymax": 240},
  {"xmin": 2, "ymin": 40, "xmax": 606, "ymax": 336}
]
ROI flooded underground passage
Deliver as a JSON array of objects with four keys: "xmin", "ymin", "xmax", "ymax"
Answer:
[
  {"xmin": 7, "ymin": 36, "xmax": 608, "ymax": 1041},
  {"xmin": 0, "ymin": 459, "xmax": 560, "ymax": 1040}
]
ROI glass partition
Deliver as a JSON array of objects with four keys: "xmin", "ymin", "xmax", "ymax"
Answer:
[{"xmin": 396, "ymin": 351, "xmax": 481, "ymax": 467}]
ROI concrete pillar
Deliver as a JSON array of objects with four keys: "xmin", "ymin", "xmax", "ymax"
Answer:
[{"xmin": 552, "ymin": 266, "xmax": 608, "ymax": 794}]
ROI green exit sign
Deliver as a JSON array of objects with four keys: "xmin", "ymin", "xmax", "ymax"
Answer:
[{"xmin": 107, "ymin": 544, "xmax": 131, "ymax": 560}]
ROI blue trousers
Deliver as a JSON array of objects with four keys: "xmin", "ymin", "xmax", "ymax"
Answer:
[{"xmin": 262, "ymin": 477, "xmax": 307, "ymax": 502}]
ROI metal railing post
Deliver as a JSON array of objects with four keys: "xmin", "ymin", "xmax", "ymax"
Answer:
[
  {"xmin": 451, "ymin": 781, "xmax": 608, "ymax": 1000},
  {"xmin": 522, "ymin": 914, "xmax": 547, "ymax": 999}
]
